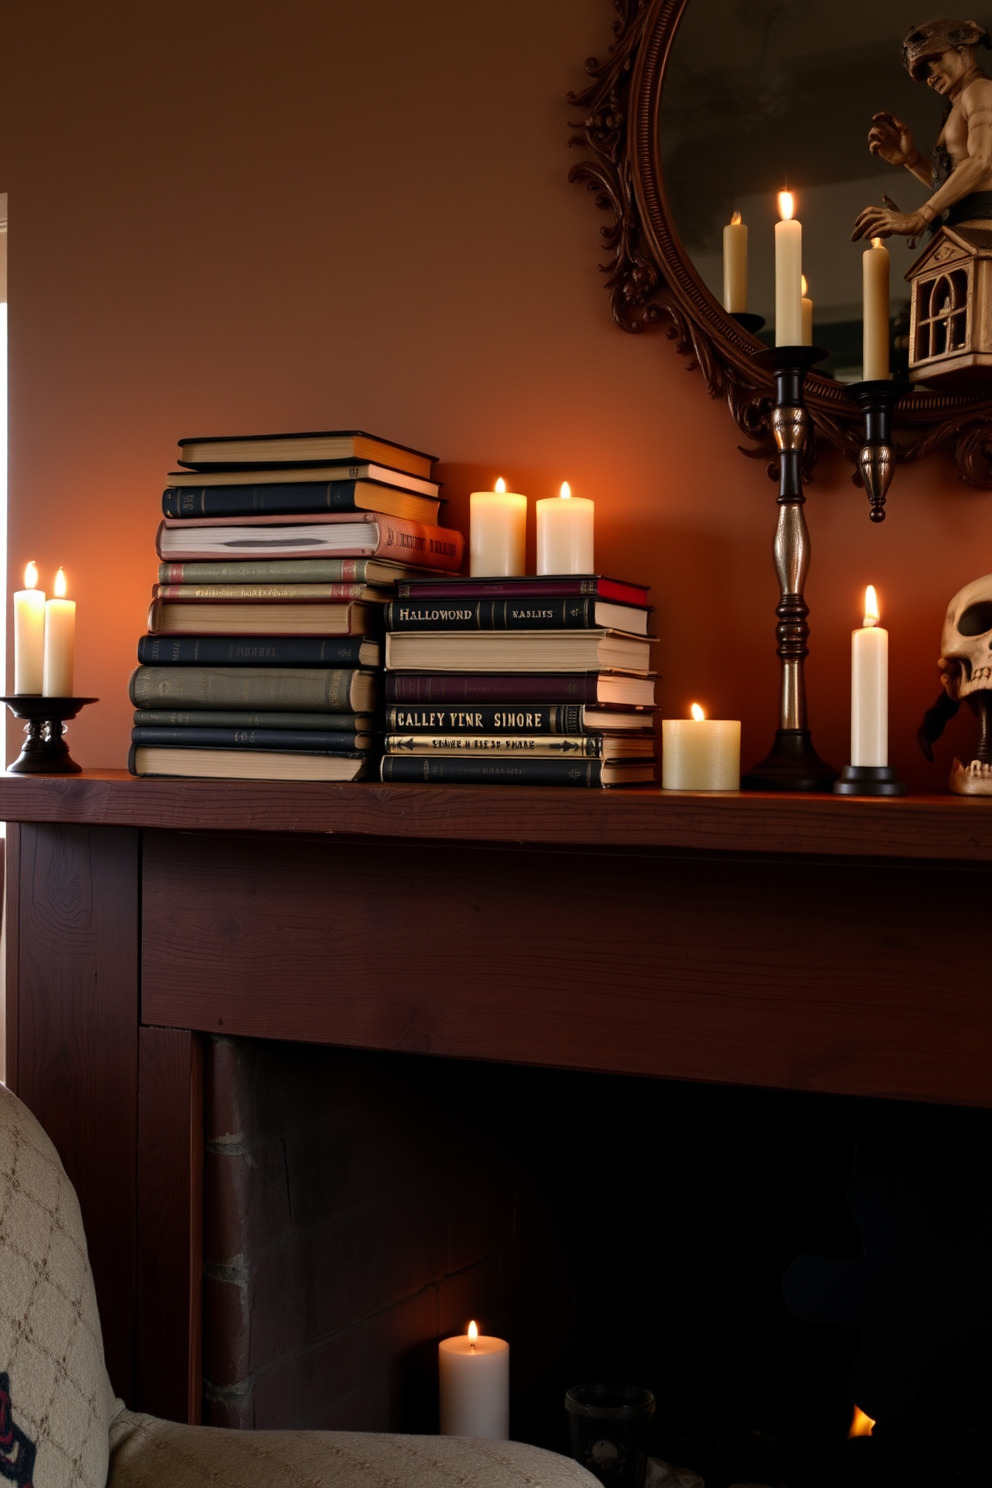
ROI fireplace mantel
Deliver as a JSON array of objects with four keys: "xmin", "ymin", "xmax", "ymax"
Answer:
[
  {"xmin": 3, "ymin": 773, "xmax": 990, "ymax": 1430},
  {"xmin": 2, "ymin": 769, "xmax": 992, "ymax": 858}
]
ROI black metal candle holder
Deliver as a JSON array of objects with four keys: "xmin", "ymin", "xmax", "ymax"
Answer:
[
  {"xmin": 833, "ymin": 763, "xmax": 907, "ymax": 796},
  {"xmin": 846, "ymin": 379, "xmax": 909, "ymax": 523},
  {"xmin": 741, "ymin": 346, "xmax": 839, "ymax": 793},
  {"xmin": 2, "ymin": 696, "xmax": 98, "ymax": 774}
]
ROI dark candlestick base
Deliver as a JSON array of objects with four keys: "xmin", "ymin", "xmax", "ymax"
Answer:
[
  {"xmin": 741, "ymin": 728, "xmax": 839, "ymax": 793},
  {"xmin": 730, "ymin": 311, "xmax": 766, "ymax": 335},
  {"xmin": 833, "ymin": 763, "xmax": 907, "ymax": 797},
  {"xmin": 846, "ymin": 379, "xmax": 910, "ymax": 523},
  {"xmin": 2, "ymin": 696, "xmax": 98, "ymax": 774}
]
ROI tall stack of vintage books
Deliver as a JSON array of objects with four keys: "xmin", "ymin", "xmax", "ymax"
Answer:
[
  {"xmin": 380, "ymin": 573, "xmax": 657, "ymax": 786},
  {"xmin": 128, "ymin": 430, "xmax": 464, "ymax": 781}
]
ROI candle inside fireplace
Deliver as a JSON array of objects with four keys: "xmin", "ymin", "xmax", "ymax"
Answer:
[
  {"xmin": 13, "ymin": 561, "xmax": 45, "ymax": 694},
  {"xmin": 438, "ymin": 1320, "xmax": 510, "ymax": 1439},
  {"xmin": 851, "ymin": 586, "xmax": 887, "ymax": 767}
]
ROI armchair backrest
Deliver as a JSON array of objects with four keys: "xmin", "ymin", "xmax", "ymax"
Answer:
[{"xmin": 0, "ymin": 1081, "xmax": 116, "ymax": 1487}]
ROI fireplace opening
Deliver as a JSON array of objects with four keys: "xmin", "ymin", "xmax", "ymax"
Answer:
[{"xmin": 203, "ymin": 1036, "xmax": 992, "ymax": 1487}]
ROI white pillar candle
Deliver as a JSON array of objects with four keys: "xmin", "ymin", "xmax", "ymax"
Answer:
[
  {"xmin": 723, "ymin": 211, "xmax": 747, "ymax": 313},
  {"xmin": 536, "ymin": 483, "xmax": 594, "ymax": 575},
  {"xmin": 863, "ymin": 237, "xmax": 890, "ymax": 381},
  {"xmin": 851, "ymin": 585, "xmax": 887, "ymax": 767},
  {"xmin": 662, "ymin": 704, "xmax": 741, "ymax": 790},
  {"xmin": 43, "ymin": 567, "xmax": 76, "ymax": 697},
  {"xmin": 470, "ymin": 479, "xmax": 527, "ymax": 577},
  {"xmin": 439, "ymin": 1321, "xmax": 509, "ymax": 1439},
  {"xmin": 801, "ymin": 275, "xmax": 813, "ymax": 346},
  {"xmin": 775, "ymin": 191, "xmax": 803, "ymax": 346},
  {"xmin": 13, "ymin": 561, "xmax": 46, "ymax": 694}
]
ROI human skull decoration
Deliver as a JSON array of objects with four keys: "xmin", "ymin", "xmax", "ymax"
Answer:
[{"xmin": 918, "ymin": 574, "xmax": 992, "ymax": 793}]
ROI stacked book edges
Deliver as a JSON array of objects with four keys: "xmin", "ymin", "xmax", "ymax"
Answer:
[
  {"xmin": 379, "ymin": 575, "xmax": 658, "ymax": 788},
  {"xmin": 130, "ymin": 431, "xmax": 467, "ymax": 783}
]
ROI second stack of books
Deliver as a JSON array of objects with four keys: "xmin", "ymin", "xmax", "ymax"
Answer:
[
  {"xmin": 129, "ymin": 429, "xmax": 465, "ymax": 781},
  {"xmin": 380, "ymin": 573, "xmax": 657, "ymax": 787}
]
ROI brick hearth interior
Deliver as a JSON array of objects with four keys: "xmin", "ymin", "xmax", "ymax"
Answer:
[{"xmin": 201, "ymin": 1036, "xmax": 992, "ymax": 1467}]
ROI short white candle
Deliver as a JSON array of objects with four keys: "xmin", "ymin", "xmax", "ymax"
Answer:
[
  {"xmin": 723, "ymin": 211, "xmax": 747, "ymax": 313},
  {"xmin": 863, "ymin": 238, "xmax": 891, "ymax": 381},
  {"xmin": 775, "ymin": 191, "xmax": 803, "ymax": 346},
  {"xmin": 439, "ymin": 1321, "xmax": 509, "ymax": 1439},
  {"xmin": 801, "ymin": 275, "xmax": 813, "ymax": 346},
  {"xmin": 662, "ymin": 704, "xmax": 741, "ymax": 791},
  {"xmin": 851, "ymin": 585, "xmax": 887, "ymax": 767},
  {"xmin": 536, "ymin": 482, "xmax": 594, "ymax": 575},
  {"xmin": 470, "ymin": 478, "xmax": 527, "ymax": 577},
  {"xmin": 13, "ymin": 561, "xmax": 46, "ymax": 694},
  {"xmin": 43, "ymin": 567, "xmax": 76, "ymax": 697}
]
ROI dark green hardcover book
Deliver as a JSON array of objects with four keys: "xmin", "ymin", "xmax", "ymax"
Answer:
[
  {"xmin": 136, "ymin": 634, "xmax": 380, "ymax": 667},
  {"xmin": 379, "ymin": 756, "xmax": 655, "ymax": 786},
  {"xmin": 133, "ymin": 709, "xmax": 370, "ymax": 731},
  {"xmin": 384, "ymin": 596, "xmax": 648, "ymax": 636},
  {"xmin": 128, "ymin": 666, "xmax": 378, "ymax": 713},
  {"xmin": 131, "ymin": 727, "xmax": 373, "ymax": 751}
]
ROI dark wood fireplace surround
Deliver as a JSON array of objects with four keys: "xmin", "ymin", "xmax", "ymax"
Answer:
[{"xmin": 2, "ymin": 774, "xmax": 991, "ymax": 1428}]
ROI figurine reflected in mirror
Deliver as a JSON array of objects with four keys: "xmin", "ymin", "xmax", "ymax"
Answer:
[{"xmin": 852, "ymin": 18, "xmax": 992, "ymax": 243}]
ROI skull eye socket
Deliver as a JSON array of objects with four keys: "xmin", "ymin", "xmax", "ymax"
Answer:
[{"xmin": 957, "ymin": 601, "xmax": 992, "ymax": 636}]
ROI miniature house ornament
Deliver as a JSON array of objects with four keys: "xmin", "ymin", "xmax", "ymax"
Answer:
[{"xmin": 918, "ymin": 573, "xmax": 992, "ymax": 793}]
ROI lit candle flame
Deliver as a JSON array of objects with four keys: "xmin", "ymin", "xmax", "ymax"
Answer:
[
  {"xmin": 23, "ymin": 561, "xmax": 38, "ymax": 589},
  {"xmin": 690, "ymin": 703, "xmax": 705, "ymax": 722},
  {"xmin": 801, "ymin": 275, "xmax": 808, "ymax": 295},
  {"xmin": 495, "ymin": 477, "xmax": 506, "ymax": 493},
  {"xmin": 864, "ymin": 584, "xmax": 879, "ymax": 627},
  {"xmin": 54, "ymin": 567, "xmax": 67, "ymax": 599},
  {"xmin": 467, "ymin": 1320, "xmax": 478, "ymax": 1348},
  {"xmin": 731, "ymin": 210, "xmax": 742, "ymax": 226},
  {"xmin": 871, "ymin": 237, "xmax": 883, "ymax": 250},
  {"xmin": 560, "ymin": 482, "xmax": 571, "ymax": 500},
  {"xmin": 778, "ymin": 190, "xmax": 795, "ymax": 221},
  {"xmin": 849, "ymin": 1405, "xmax": 875, "ymax": 1439}
]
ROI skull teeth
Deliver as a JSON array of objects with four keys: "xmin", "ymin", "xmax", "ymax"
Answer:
[{"xmin": 968, "ymin": 760, "xmax": 992, "ymax": 775}]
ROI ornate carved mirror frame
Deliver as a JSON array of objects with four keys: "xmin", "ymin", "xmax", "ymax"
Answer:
[{"xmin": 569, "ymin": 0, "xmax": 992, "ymax": 486}]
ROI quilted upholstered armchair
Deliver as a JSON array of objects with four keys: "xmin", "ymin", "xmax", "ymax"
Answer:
[{"xmin": 0, "ymin": 1079, "xmax": 597, "ymax": 1488}]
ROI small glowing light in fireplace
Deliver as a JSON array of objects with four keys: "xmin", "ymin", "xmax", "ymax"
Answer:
[
  {"xmin": 849, "ymin": 1405, "xmax": 876, "ymax": 1438},
  {"xmin": 467, "ymin": 1320, "xmax": 478, "ymax": 1350}
]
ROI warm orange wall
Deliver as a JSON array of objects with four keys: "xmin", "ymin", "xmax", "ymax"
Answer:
[{"xmin": 0, "ymin": 0, "xmax": 987, "ymax": 790}]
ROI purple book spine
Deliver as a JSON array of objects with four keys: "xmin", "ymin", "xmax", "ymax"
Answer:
[{"xmin": 384, "ymin": 673, "xmax": 598, "ymax": 705}]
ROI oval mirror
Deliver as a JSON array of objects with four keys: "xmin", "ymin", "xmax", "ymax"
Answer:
[{"xmin": 570, "ymin": 0, "xmax": 992, "ymax": 483}]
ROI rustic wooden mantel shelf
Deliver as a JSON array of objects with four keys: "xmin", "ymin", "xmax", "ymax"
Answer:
[
  {"xmin": 1, "ymin": 770, "xmax": 991, "ymax": 860},
  {"xmin": 3, "ymin": 770, "xmax": 991, "ymax": 1426}
]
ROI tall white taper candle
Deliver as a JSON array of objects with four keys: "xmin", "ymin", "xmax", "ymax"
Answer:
[
  {"xmin": 13, "ymin": 561, "xmax": 46, "ymax": 694},
  {"xmin": 775, "ymin": 191, "xmax": 803, "ymax": 346},
  {"xmin": 863, "ymin": 237, "xmax": 891, "ymax": 381},
  {"xmin": 851, "ymin": 585, "xmax": 887, "ymax": 767}
]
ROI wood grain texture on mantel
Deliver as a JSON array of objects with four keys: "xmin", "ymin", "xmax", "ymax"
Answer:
[
  {"xmin": 0, "ymin": 767, "xmax": 992, "ymax": 863},
  {"xmin": 0, "ymin": 769, "xmax": 991, "ymax": 861}
]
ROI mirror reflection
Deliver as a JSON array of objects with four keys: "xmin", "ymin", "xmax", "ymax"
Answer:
[{"xmin": 660, "ymin": 1, "xmax": 962, "ymax": 380}]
